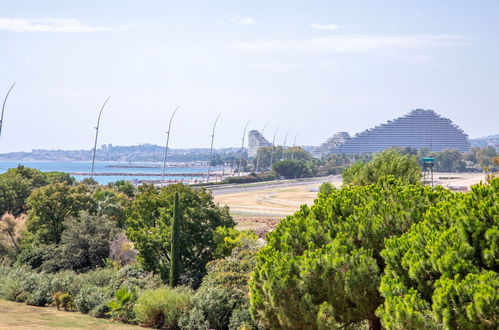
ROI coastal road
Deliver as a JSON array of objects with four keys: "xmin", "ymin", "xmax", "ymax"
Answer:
[{"xmin": 208, "ymin": 175, "xmax": 341, "ymax": 196}]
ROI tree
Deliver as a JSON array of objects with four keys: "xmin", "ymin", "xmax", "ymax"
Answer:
[
  {"xmin": 430, "ymin": 149, "xmax": 466, "ymax": 172},
  {"xmin": 126, "ymin": 183, "xmax": 235, "ymax": 285},
  {"xmin": 93, "ymin": 187, "xmax": 130, "ymax": 228},
  {"xmin": 272, "ymin": 159, "xmax": 312, "ymax": 179},
  {"xmin": 378, "ymin": 178, "xmax": 499, "ymax": 329},
  {"xmin": 0, "ymin": 166, "xmax": 50, "ymax": 217},
  {"xmin": 26, "ymin": 182, "xmax": 97, "ymax": 245},
  {"xmin": 284, "ymin": 146, "xmax": 314, "ymax": 161},
  {"xmin": 0, "ymin": 213, "xmax": 26, "ymax": 258},
  {"xmin": 169, "ymin": 192, "xmax": 181, "ymax": 287},
  {"xmin": 54, "ymin": 211, "xmax": 118, "ymax": 272},
  {"xmin": 342, "ymin": 148, "xmax": 421, "ymax": 186},
  {"xmin": 250, "ymin": 178, "xmax": 450, "ymax": 329}
]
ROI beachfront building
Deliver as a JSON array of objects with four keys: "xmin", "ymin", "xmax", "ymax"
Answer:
[
  {"xmin": 316, "ymin": 109, "xmax": 470, "ymax": 156},
  {"xmin": 248, "ymin": 130, "xmax": 272, "ymax": 157}
]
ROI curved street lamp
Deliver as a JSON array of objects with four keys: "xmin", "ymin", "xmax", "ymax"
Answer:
[
  {"xmin": 291, "ymin": 132, "xmax": 298, "ymax": 160},
  {"xmin": 237, "ymin": 119, "xmax": 251, "ymax": 176},
  {"xmin": 206, "ymin": 113, "xmax": 221, "ymax": 183},
  {"xmin": 162, "ymin": 106, "xmax": 180, "ymax": 182},
  {"xmin": 91, "ymin": 97, "xmax": 111, "ymax": 179},
  {"xmin": 0, "ymin": 82, "xmax": 16, "ymax": 141},
  {"xmin": 256, "ymin": 122, "xmax": 268, "ymax": 172},
  {"xmin": 269, "ymin": 126, "xmax": 280, "ymax": 169},
  {"xmin": 281, "ymin": 129, "xmax": 291, "ymax": 160}
]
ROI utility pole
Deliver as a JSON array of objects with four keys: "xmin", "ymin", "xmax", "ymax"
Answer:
[
  {"xmin": 291, "ymin": 132, "xmax": 298, "ymax": 160},
  {"xmin": 162, "ymin": 106, "xmax": 180, "ymax": 182},
  {"xmin": 256, "ymin": 122, "xmax": 268, "ymax": 172},
  {"xmin": 207, "ymin": 113, "xmax": 221, "ymax": 183},
  {"xmin": 281, "ymin": 129, "xmax": 291, "ymax": 161},
  {"xmin": 269, "ymin": 127, "xmax": 280, "ymax": 170},
  {"xmin": 0, "ymin": 82, "xmax": 16, "ymax": 141},
  {"xmin": 238, "ymin": 119, "xmax": 251, "ymax": 176},
  {"xmin": 91, "ymin": 97, "xmax": 110, "ymax": 179}
]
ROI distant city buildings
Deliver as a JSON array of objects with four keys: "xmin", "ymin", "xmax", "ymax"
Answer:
[
  {"xmin": 248, "ymin": 130, "xmax": 271, "ymax": 157},
  {"xmin": 314, "ymin": 109, "xmax": 471, "ymax": 156}
]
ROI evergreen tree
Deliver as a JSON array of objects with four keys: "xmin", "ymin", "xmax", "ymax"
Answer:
[
  {"xmin": 250, "ymin": 177, "xmax": 450, "ymax": 329},
  {"xmin": 378, "ymin": 178, "xmax": 499, "ymax": 329},
  {"xmin": 169, "ymin": 191, "xmax": 181, "ymax": 287}
]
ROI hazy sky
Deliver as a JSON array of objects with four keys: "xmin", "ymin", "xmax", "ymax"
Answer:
[{"xmin": 1, "ymin": 0, "xmax": 498, "ymax": 152}]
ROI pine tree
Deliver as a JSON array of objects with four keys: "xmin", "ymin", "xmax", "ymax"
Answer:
[{"xmin": 169, "ymin": 191, "xmax": 181, "ymax": 287}]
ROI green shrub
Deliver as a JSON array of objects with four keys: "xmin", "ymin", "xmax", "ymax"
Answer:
[
  {"xmin": 181, "ymin": 237, "xmax": 260, "ymax": 330},
  {"xmin": 107, "ymin": 286, "xmax": 138, "ymax": 323},
  {"xmin": 134, "ymin": 286, "xmax": 192, "ymax": 328},
  {"xmin": 90, "ymin": 302, "xmax": 111, "ymax": 318},
  {"xmin": 50, "ymin": 270, "xmax": 82, "ymax": 297},
  {"xmin": 74, "ymin": 285, "xmax": 111, "ymax": 314},
  {"xmin": 52, "ymin": 291, "xmax": 74, "ymax": 311}
]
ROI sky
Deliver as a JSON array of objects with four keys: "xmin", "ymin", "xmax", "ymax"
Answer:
[{"xmin": 1, "ymin": 0, "xmax": 498, "ymax": 152}]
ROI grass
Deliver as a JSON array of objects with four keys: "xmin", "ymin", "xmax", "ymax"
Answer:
[{"xmin": 0, "ymin": 299, "xmax": 138, "ymax": 329}]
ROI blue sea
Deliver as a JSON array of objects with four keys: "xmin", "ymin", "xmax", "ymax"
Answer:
[{"xmin": 0, "ymin": 161, "xmax": 224, "ymax": 185}]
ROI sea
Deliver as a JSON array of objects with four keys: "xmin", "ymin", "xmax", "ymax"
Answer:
[{"xmin": 0, "ymin": 161, "xmax": 224, "ymax": 185}]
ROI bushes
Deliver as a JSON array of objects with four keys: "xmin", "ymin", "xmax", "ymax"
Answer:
[
  {"xmin": 74, "ymin": 285, "xmax": 111, "ymax": 314},
  {"xmin": 107, "ymin": 286, "xmax": 138, "ymax": 323},
  {"xmin": 223, "ymin": 171, "xmax": 279, "ymax": 184},
  {"xmin": 134, "ymin": 286, "xmax": 192, "ymax": 328}
]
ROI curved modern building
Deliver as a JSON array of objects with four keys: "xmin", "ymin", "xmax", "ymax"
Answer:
[{"xmin": 318, "ymin": 109, "xmax": 470, "ymax": 155}]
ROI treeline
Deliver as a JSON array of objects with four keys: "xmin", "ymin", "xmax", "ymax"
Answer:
[
  {"xmin": 1, "ymin": 151, "xmax": 498, "ymax": 329},
  {"xmin": 0, "ymin": 166, "xmax": 260, "ymax": 329},
  {"xmin": 245, "ymin": 146, "xmax": 499, "ymax": 181}
]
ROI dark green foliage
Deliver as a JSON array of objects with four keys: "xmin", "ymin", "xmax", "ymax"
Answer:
[
  {"xmin": 26, "ymin": 182, "xmax": 97, "ymax": 245},
  {"xmin": 169, "ymin": 191, "xmax": 181, "ymax": 287},
  {"xmin": 223, "ymin": 171, "xmax": 279, "ymax": 184},
  {"xmin": 250, "ymin": 178, "xmax": 450, "ymax": 329},
  {"xmin": 74, "ymin": 285, "xmax": 111, "ymax": 314},
  {"xmin": 55, "ymin": 212, "xmax": 118, "ymax": 272},
  {"xmin": 181, "ymin": 237, "xmax": 260, "ymax": 330},
  {"xmin": 342, "ymin": 148, "xmax": 421, "ymax": 186},
  {"xmin": 273, "ymin": 159, "xmax": 314, "ymax": 179},
  {"xmin": 378, "ymin": 178, "xmax": 499, "ymax": 329},
  {"xmin": 134, "ymin": 286, "xmax": 192, "ymax": 328},
  {"xmin": 127, "ymin": 183, "xmax": 235, "ymax": 286}
]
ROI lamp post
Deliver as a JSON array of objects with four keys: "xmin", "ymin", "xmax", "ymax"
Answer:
[
  {"xmin": 269, "ymin": 127, "xmax": 279, "ymax": 170},
  {"xmin": 91, "ymin": 97, "xmax": 110, "ymax": 179},
  {"xmin": 281, "ymin": 129, "xmax": 290, "ymax": 160},
  {"xmin": 0, "ymin": 82, "xmax": 16, "ymax": 141},
  {"xmin": 207, "ymin": 113, "xmax": 221, "ymax": 183},
  {"xmin": 237, "ymin": 119, "xmax": 251, "ymax": 176},
  {"xmin": 291, "ymin": 132, "xmax": 298, "ymax": 160},
  {"xmin": 162, "ymin": 106, "xmax": 180, "ymax": 182},
  {"xmin": 256, "ymin": 122, "xmax": 268, "ymax": 172}
]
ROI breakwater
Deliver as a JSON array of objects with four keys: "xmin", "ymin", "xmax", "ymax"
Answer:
[{"xmin": 70, "ymin": 172, "xmax": 206, "ymax": 177}]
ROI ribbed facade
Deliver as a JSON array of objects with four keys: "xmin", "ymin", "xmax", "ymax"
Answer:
[
  {"xmin": 313, "ymin": 132, "xmax": 350, "ymax": 158},
  {"xmin": 325, "ymin": 109, "xmax": 470, "ymax": 155},
  {"xmin": 248, "ymin": 130, "xmax": 271, "ymax": 157}
]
